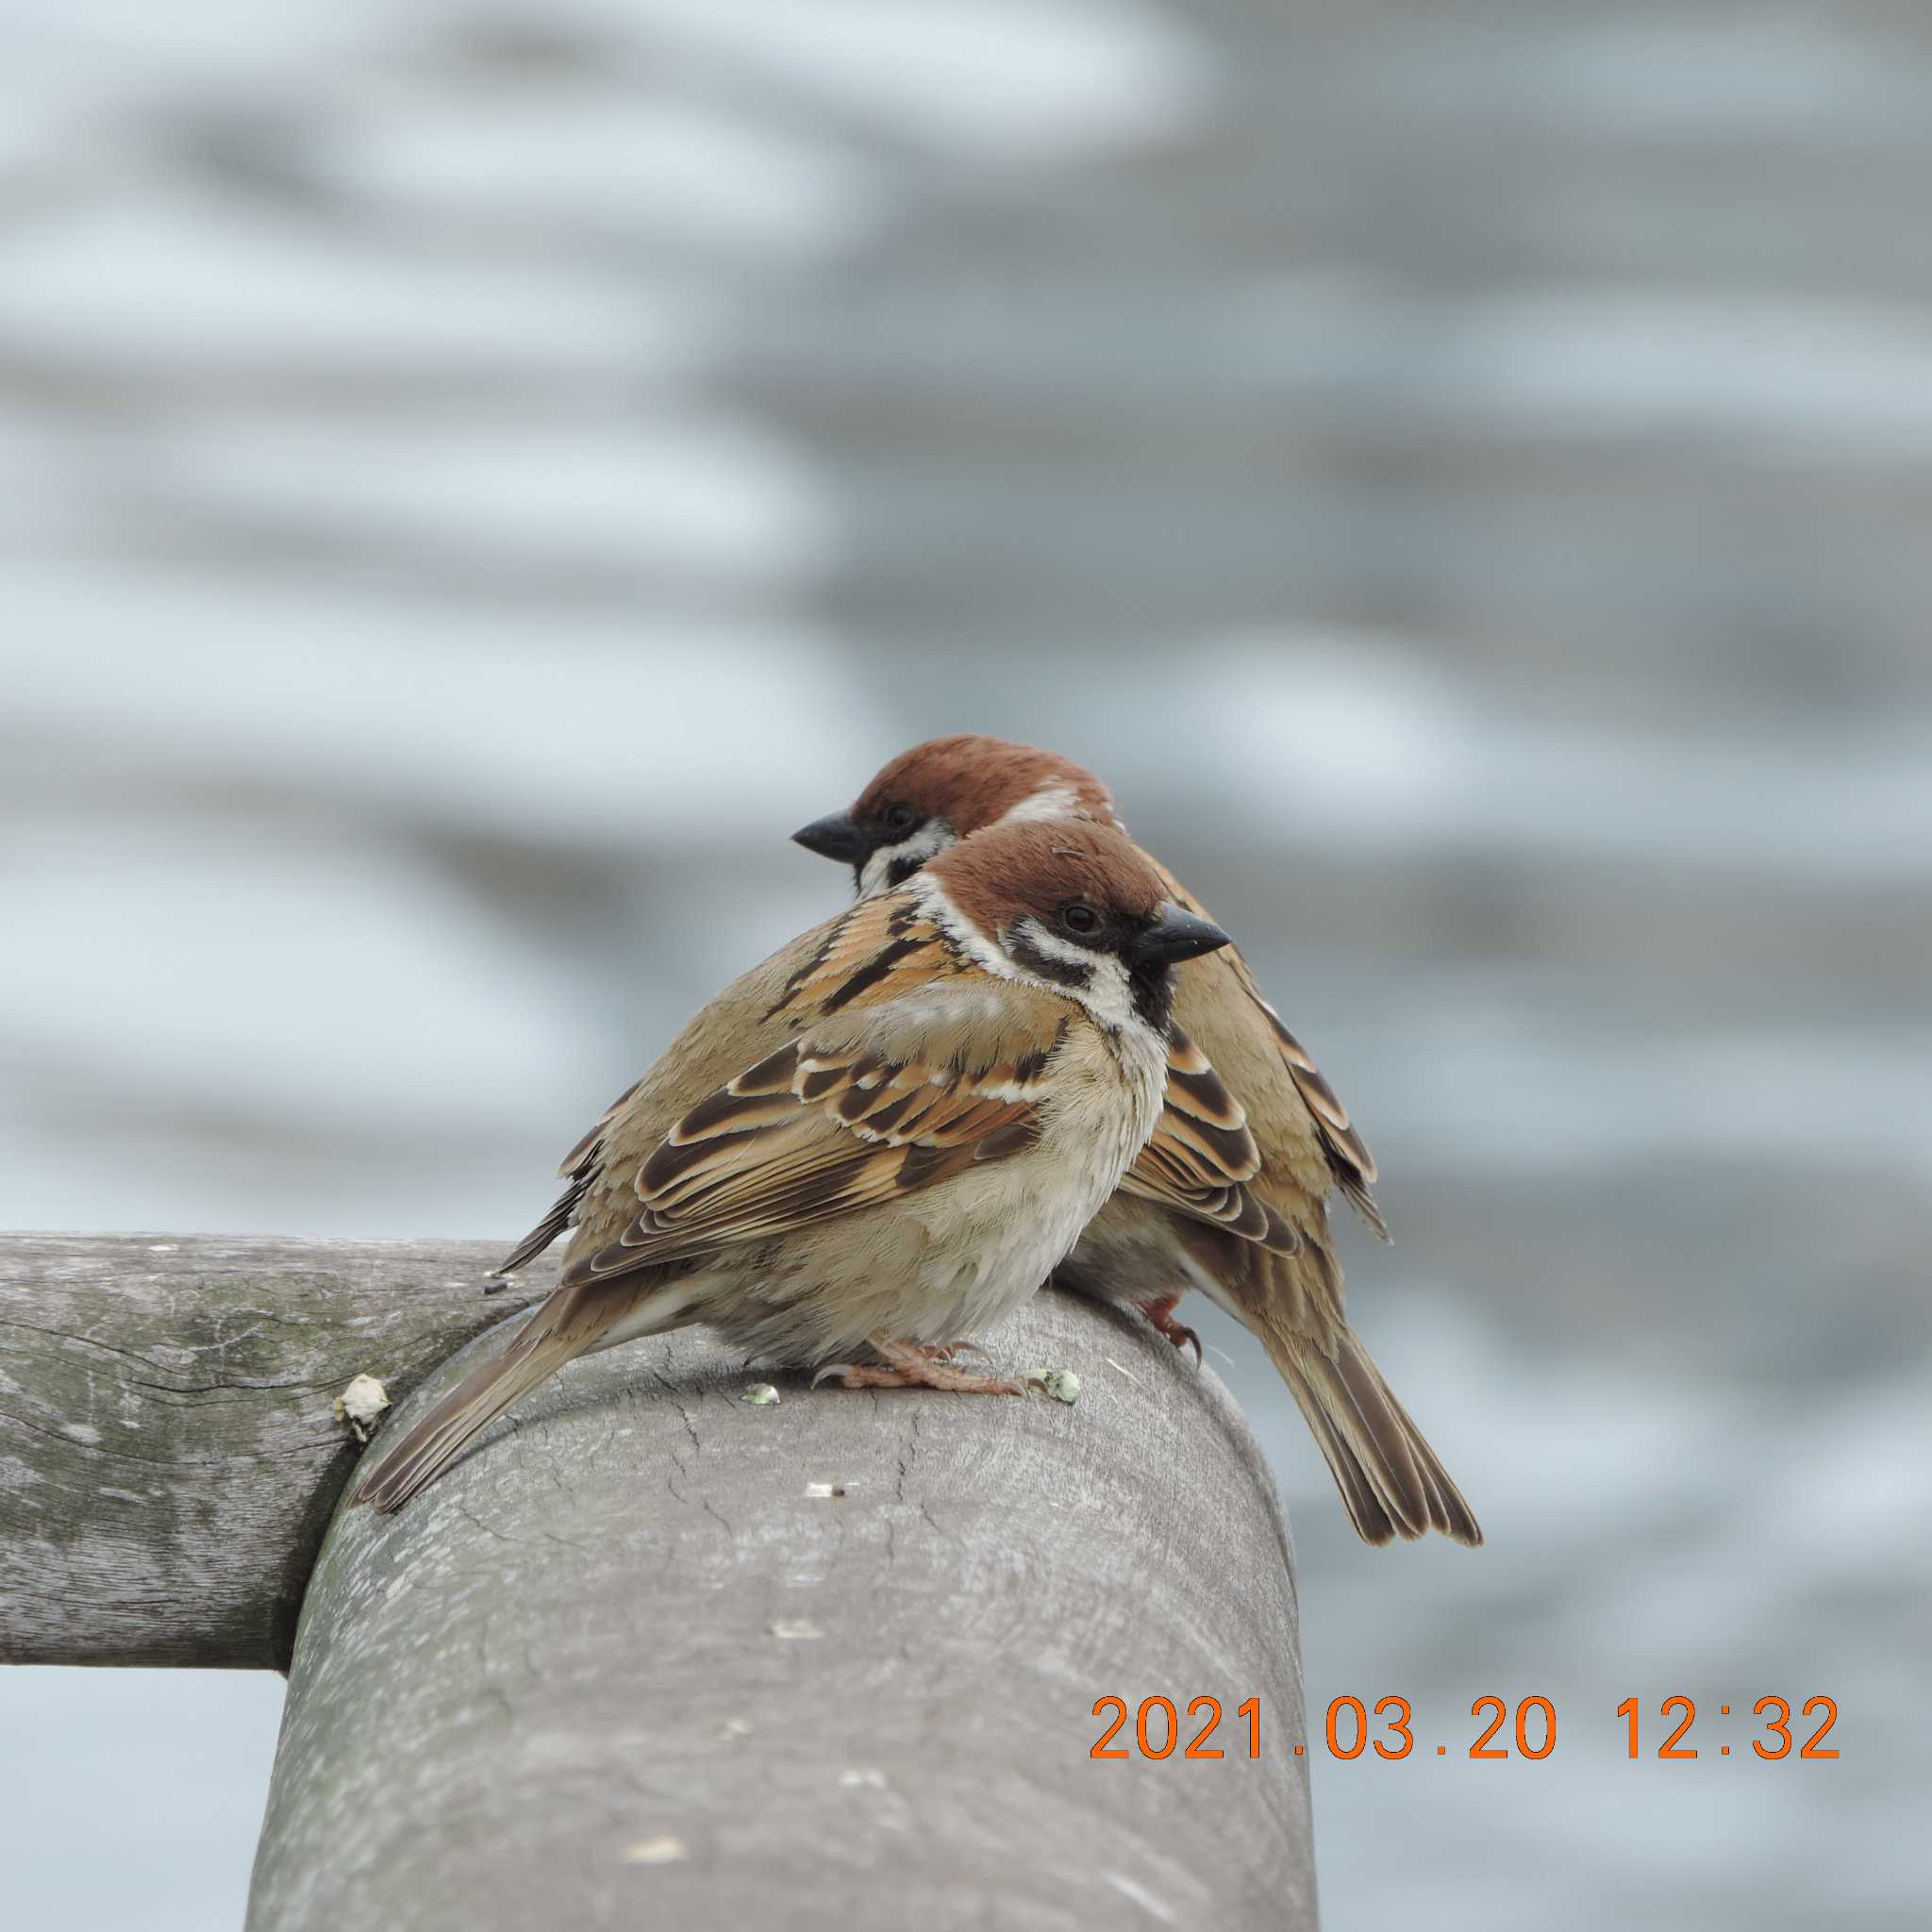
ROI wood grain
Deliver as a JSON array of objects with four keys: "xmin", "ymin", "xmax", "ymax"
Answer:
[
  {"xmin": 0, "ymin": 1233, "xmax": 551, "ymax": 1668},
  {"xmin": 0, "ymin": 1230, "xmax": 1309, "ymax": 1923},
  {"xmin": 250, "ymin": 1283, "xmax": 1311, "ymax": 1929}
]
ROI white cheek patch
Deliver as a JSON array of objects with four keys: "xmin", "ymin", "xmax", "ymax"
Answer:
[
  {"xmin": 909, "ymin": 873, "xmax": 1012, "ymax": 978},
  {"xmin": 1011, "ymin": 916, "xmax": 1139, "ymax": 1033},
  {"xmin": 857, "ymin": 820, "xmax": 952, "ymax": 901},
  {"xmin": 913, "ymin": 878, "xmax": 1160, "ymax": 1054}
]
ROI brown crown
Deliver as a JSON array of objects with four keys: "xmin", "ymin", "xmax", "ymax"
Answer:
[
  {"xmin": 851, "ymin": 734, "xmax": 1116, "ymax": 837},
  {"xmin": 926, "ymin": 816, "xmax": 1166, "ymax": 937}
]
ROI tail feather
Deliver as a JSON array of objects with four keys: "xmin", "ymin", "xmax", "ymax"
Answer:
[
  {"xmin": 1259, "ymin": 1321, "xmax": 1482, "ymax": 1547},
  {"xmin": 350, "ymin": 1324, "xmax": 579, "ymax": 1514}
]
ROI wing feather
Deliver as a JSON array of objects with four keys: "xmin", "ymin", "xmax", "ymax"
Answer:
[
  {"xmin": 763, "ymin": 895, "xmax": 959, "ymax": 1021},
  {"xmin": 1145, "ymin": 857, "xmax": 1387, "ymax": 1239},
  {"xmin": 1121, "ymin": 1027, "xmax": 1301, "ymax": 1253},
  {"xmin": 560, "ymin": 990, "xmax": 1062, "ymax": 1287},
  {"xmin": 497, "ymin": 896, "xmax": 963, "ymax": 1281}
]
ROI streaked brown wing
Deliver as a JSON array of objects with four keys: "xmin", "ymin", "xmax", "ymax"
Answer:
[
  {"xmin": 1121, "ymin": 1028, "xmax": 1300, "ymax": 1253},
  {"xmin": 1232, "ymin": 964, "xmax": 1386, "ymax": 1238},
  {"xmin": 762, "ymin": 890, "xmax": 959, "ymax": 1021},
  {"xmin": 561, "ymin": 986, "xmax": 1062, "ymax": 1286},
  {"xmin": 1146, "ymin": 855, "xmax": 1386, "ymax": 1238},
  {"xmin": 497, "ymin": 891, "xmax": 964, "ymax": 1280}
]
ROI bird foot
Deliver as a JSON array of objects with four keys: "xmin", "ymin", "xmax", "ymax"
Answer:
[
  {"xmin": 812, "ymin": 1333, "xmax": 1026, "ymax": 1396},
  {"xmin": 1139, "ymin": 1294, "xmax": 1202, "ymax": 1366}
]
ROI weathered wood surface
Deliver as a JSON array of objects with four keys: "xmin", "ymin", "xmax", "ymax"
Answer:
[
  {"xmin": 0, "ymin": 1233, "xmax": 552, "ymax": 1668},
  {"xmin": 251, "ymin": 1286, "xmax": 1311, "ymax": 1931}
]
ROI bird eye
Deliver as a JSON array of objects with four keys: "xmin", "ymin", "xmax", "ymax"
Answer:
[
  {"xmin": 882, "ymin": 804, "xmax": 918, "ymax": 836},
  {"xmin": 1058, "ymin": 901, "xmax": 1100, "ymax": 937}
]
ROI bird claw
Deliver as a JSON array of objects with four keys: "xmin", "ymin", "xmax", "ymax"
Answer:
[
  {"xmin": 924, "ymin": 1339, "xmax": 991, "ymax": 1364},
  {"xmin": 1141, "ymin": 1295, "xmax": 1202, "ymax": 1367}
]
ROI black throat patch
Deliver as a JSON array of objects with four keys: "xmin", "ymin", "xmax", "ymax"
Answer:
[{"xmin": 1127, "ymin": 958, "xmax": 1178, "ymax": 1037}]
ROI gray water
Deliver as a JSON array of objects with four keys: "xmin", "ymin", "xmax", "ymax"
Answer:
[{"xmin": 3, "ymin": 4, "xmax": 1929, "ymax": 1926}]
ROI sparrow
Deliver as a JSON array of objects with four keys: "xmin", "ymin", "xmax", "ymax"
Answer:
[
  {"xmin": 791, "ymin": 736, "xmax": 1481, "ymax": 1547},
  {"xmin": 350, "ymin": 816, "xmax": 1237, "ymax": 1512}
]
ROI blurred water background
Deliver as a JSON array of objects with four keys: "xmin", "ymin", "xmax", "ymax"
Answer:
[{"xmin": 3, "ymin": 3, "xmax": 1929, "ymax": 1926}]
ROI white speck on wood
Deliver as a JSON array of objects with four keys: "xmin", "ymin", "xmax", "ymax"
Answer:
[
  {"xmin": 620, "ymin": 1837, "xmax": 688, "ymax": 1865},
  {"xmin": 1107, "ymin": 1872, "xmax": 1178, "ymax": 1924},
  {"xmin": 1023, "ymin": 1367, "xmax": 1081, "ymax": 1404},
  {"xmin": 333, "ymin": 1374, "xmax": 391, "ymax": 1443}
]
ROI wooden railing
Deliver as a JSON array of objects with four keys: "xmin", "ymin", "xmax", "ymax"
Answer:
[{"xmin": 2, "ymin": 1233, "xmax": 1313, "ymax": 1928}]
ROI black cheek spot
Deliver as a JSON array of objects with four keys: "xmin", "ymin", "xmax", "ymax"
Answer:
[{"xmin": 1007, "ymin": 930, "xmax": 1092, "ymax": 992}]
